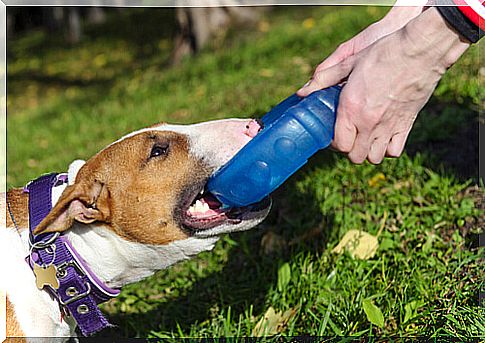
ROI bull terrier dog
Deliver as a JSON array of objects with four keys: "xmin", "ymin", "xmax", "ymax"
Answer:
[{"xmin": 1, "ymin": 118, "xmax": 270, "ymax": 340}]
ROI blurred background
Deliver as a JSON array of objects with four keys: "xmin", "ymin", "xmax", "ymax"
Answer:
[
  {"xmin": 7, "ymin": 6, "xmax": 267, "ymax": 62},
  {"xmin": 6, "ymin": 6, "xmax": 484, "ymax": 339}
]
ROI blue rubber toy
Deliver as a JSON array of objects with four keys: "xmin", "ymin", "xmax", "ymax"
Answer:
[{"xmin": 207, "ymin": 85, "xmax": 342, "ymax": 207}]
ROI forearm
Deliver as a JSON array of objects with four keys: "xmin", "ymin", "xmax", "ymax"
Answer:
[
  {"xmin": 401, "ymin": 6, "xmax": 470, "ymax": 70},
  {"xmin": 381, "ymin": 1, "xmax": 428, "ymax": 30}
]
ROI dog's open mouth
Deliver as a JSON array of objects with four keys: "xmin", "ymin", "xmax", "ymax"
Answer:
[{"xmin": 179, "ymin": 185, "xmax": 270, "ymax": 232}]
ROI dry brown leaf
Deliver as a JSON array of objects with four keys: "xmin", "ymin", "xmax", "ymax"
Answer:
[
  {"xmin": 332, "ymin": 229, "xmax": 379, "ymax": 260},
  {"xmin": 252, "ymin": 306, "xmax": 298, "ymax": 337}
]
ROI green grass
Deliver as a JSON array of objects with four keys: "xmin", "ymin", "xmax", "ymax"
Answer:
[{"xmin": 7, "ymin": 6, "xmax": 484, "ymax": 339}]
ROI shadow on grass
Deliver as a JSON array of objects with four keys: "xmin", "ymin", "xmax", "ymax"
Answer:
[
  {"xmin": 8, "ymin": 8, "xmax": 177, "ymax": 60},
  {"xmin": 95, "ymin": 98, "xmax": 479, "ymax": 338},
  {"xmin": 8, "ymin": 8, "xmax": 177, "ymax": 115},
  {"xmin": 98, "ymin": 152, "xmax": 339, "ymax": 338},
  {"xmin": 407, "ymin": 98, "xmax": 479, "ymax": 182}
]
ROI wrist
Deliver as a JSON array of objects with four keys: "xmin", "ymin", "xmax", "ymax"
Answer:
[
  {"xmin": 381, "ymin": 3, "xmax": 426, "ymax": 29},
  {"xmin": 401, "ymin": 7, "xmax": 470, "ymax": 68}
]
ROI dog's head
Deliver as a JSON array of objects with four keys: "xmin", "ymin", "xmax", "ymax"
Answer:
[{"xmin": 33, "ymin": 119, "xmax": 270, "ymax": 245}]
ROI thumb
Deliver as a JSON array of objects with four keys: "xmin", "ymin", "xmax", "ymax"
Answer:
[{"xmin": 297, "ymin": 57, "xmax": 355, "ymax": 97}]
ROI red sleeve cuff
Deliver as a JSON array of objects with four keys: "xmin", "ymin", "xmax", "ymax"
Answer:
[{"xmin": 451, "ymin": 0, "xmax": 485, "ymax": 31}]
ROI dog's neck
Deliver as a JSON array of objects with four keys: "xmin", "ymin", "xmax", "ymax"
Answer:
[
  {"xmin": 64, "ymin": 223, "xmax": 219, "ymax": 289},
  {"xmin": 7, "ymin": 185, "xmax": 219, "ymax": 290},
  {"xmin": 27, "ymin": 181, "xmax": 221, "ymax": 289}
]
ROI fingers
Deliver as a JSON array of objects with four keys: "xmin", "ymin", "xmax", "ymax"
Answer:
[
  {"xmin": 314, "ymin": 41, "xmax": 353, "ymax": 73},
  {"xmin": 368, "ymin": 136, "xmax": 391, "ymax": 164},
  {"xmin": 336, "ymin": 124, "xmax": 410, "ymax": 164},
  {"xmin": 347, "ymin": 131, "xmax": 372, "ymax": 164},
  {"xmin": 297, "ymin": 57, "xmax": 355, "ymax": 97},
  {"xmin": 332, "ymin": 111, "xmax": 357, "ymax": 153},
  {"xmin": 386, "ymin": 131, "xmax": 409, "ymax": 157},
  {"xmin": 333, "ymin": 96, "xmax": 394, "ymax": 164},
  {"xmin": 338, "ymin": 132, "xmax": 393, "ymax": 165}
]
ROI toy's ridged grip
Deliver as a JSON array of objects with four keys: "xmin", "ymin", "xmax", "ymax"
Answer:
[{"xmin": 207, "ymin": 86, "xmax": 342, "ymax": 207}]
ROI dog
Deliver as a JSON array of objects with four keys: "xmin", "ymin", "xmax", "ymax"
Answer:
[{"xmin": 1, "ymin": 118, "xmax": 270, "ymax": 339}]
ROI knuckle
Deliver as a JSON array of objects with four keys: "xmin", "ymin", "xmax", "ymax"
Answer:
[
  {"xmin": 339, "ymin": 57, "xmax": 354, "ymax": 72},
  {"xmin": 336, "ymin": 41, "xmax": 350, "ymax": 53},
  {"xmin": 360, "ymin": 112, "xmax": 381, "ymax": 131},
  {"xmin": 334, "ymin": 140, "xmax": 352, "ymax": 153},
  {"xmin": 313, "ymin": 71, "xmax": 325, "ymax": 84},
  {"xmin": 367, "ymin": 111, "xmax": 382, "ymax": 124},
  {"xmin": 340, "ymin": 98, "xmax": 361, "ymax": 117}
]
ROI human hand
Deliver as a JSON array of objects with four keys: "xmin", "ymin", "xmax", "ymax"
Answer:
[{"xmin": 297, "ymin": 7, "xmax": 469, "ymax": 164}]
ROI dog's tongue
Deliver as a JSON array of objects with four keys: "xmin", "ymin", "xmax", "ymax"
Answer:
[{"xmin": 203, "ymin": 192, "xmax": 222, "ymax": 209}]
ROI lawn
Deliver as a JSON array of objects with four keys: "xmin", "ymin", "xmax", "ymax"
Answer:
[{"xmin": 7, "ymin": 6, "xmax": 484, "ymax": 339}]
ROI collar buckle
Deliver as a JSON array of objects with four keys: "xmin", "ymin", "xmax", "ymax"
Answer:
[{"xmin": 59, "ymin": 282, "xmax": 92, "ymax": 306}]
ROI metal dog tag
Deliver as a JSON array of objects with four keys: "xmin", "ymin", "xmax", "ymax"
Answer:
[{"xmin": 33, "ymin": 263, "xmax": 60, "ymax": 290}]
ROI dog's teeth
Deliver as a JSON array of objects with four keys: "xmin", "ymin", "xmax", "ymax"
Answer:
[
  {"xmin": 189, "ymin": 198, "xmax": 211, "ymax": 214},
  {"xmin": 193, "ymin": 200, "xmax": 205, "ymax": 213}
]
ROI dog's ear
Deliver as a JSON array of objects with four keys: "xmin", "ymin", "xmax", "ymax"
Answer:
[{"xmin": 33, "ymin": 178, "xmax": 112, "ymax": 235}]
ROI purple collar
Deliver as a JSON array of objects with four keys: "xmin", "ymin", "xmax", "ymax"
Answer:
[{"xmin": 26, "ymin": 173, "xmax": 120, "ymax": 336}]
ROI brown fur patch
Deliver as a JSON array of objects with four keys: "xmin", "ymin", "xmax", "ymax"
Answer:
[
  {"xmin": 35, "ymin": 130, "xmax": 211, "ymax": 245},
  {"xmin": 6, "ymin": 296, "xmax": 25, "ymax": 339},
  {"xmin": 5, "ymin": 189, "xmax": 29, "ymax": 232}
]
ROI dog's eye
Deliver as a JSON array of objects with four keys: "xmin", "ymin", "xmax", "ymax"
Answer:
[{"xmin": 150, "ymin": 143, "xmax": 169, "ymax": 159}]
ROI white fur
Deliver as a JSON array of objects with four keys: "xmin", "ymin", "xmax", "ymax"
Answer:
[
  {"xmin": 52, "ymin": 183, "xmax": 68, "ymax": 208},
  {"xmin": 108, "ymin": 119, "xmax": 254, "ymax": 171},
  {"xmin": 65, "ymin": 224, "xmax": 220, "ymax": 289},
  {"xmin": 68, "ymin": 160, "xmax": 86, "ymax": 185}
]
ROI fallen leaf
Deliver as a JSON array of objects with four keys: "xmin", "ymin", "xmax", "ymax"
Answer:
[
  {"xmin": 403, "ymin": 300, "xmax": 424, "ymax": 323},
  {"xmin": 302, "ymin": 18, "xmax": 315, "ymax": 29},
  {"xmin": 252, "ymin": 306, "xmax": 298, "ymax": 337},
  {"xmin": 332, "ymin": 229, "xmax": 379, "ymax": 260},
  {"xmin": 362, "ymin": 298, "xmax": 384, "ymax": 328},
  {"xmin": 368, "ymin": 172, "xmax": 385, "ymax": 187}
]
